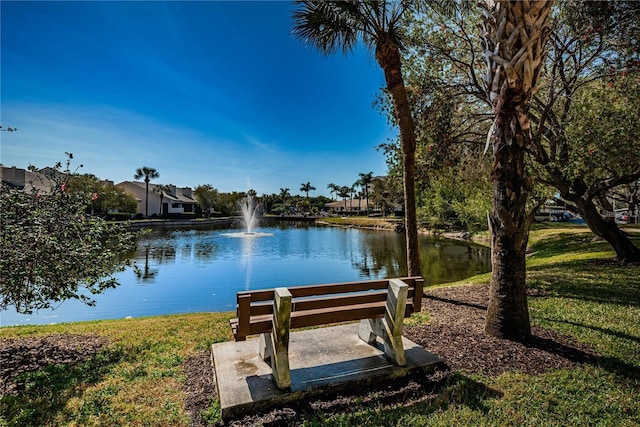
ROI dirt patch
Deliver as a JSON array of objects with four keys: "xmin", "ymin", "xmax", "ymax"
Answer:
[
  {"xmin": 406, "ymin": 285, "xmax": 598, "ymax": 378},
  {"xmin": 183, "ymin": 351, "xmax": 217, "ymax": 427},
  {"xmin": 0, "ymin": 334, "xmax": 108, "ymax": 396}
]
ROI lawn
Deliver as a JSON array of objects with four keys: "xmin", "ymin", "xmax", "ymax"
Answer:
[{"xmin": 1, "ymin": 224, "xmax": 638, "ymax": 426}]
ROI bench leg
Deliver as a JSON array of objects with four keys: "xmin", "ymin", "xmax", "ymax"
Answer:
[
  {"xmin": 358, "ymin": 318, "xmax": 383, "ymax": 344},
  {"xmin": 357, "ymin": 279, "xmax": 408, "ymax": 366},
  {"xmin": 270, "ymin": 287, "xmax": 292, "ymax": 390},
  {"xmin": 259, "ymin": 332, "xmax": 271, "ymax": 361}
]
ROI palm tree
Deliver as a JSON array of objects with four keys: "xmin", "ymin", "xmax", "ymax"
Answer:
[
  {"xmin": 479, "ymin": 0, "xmax": 554, "ymax": 341},
  {"xmin": 293, "ymin": 0, "xmax": 421, "ymax": 275},
  {"xmin": 338, "ymin": 185, "xmax": 351, "ymax": 212},
  {"xmin": 153, "ymin": 184, "xmax": 172, "ymax": 217},
  {"xmin": 358, "ymin": 171, "xmax": 374, "ymax": 216},
  {"xmin": 134, "ymin": 167, "xmax": 159, "ymax": 217},
  {"xmin": 353, "ymin": 180, "xmax": 363, "ymax": 214},
  {"xmin": 327, "ymin": 183, "xmax": 339, "ymax": 200},
  {"xmin": 300, "ymin": 181, "xmax": 316, "ymax": 199},
  {"xmin": 279, "ymin": 187, "xmax": 291, "ymax": 213}
]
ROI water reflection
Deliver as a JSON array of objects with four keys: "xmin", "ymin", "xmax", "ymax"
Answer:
[
  {"xmin": 135, "ymin": 246, "xmax": 159, "ymax": 281},
  {"xmin": 241, "ymin": 235, "xmax": 256, "ymax": 290},
  {"xmin": 131, "ymin": 223, "xmax": 491, "ymax": 287}
]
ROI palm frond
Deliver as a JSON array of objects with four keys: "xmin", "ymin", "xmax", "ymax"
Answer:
[{"xmin": 292, "ymin": 1, "xmax": 360, "ymax": 55}]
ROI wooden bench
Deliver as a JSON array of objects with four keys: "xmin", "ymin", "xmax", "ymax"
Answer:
[{"xmin": 229, "ymin": 276, "xmax": 424, "ymax": 389}]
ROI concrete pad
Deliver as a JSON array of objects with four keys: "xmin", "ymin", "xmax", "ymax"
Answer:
[{"xmin": 211, "ymin": 323, "xmax": 444, "ymax": 419}]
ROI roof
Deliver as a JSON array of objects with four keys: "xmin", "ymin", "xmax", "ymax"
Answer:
[
  {"xmin": 116, "ymin": 181, "xmax": 196, "ymax": 204},
  {"xmin": 325, "ymin": 199, "xmax": 370, "ymax": 209}
]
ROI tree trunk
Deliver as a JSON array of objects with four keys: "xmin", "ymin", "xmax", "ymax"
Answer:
[
  {"xmin": 376, "ymin": 37, "xmax": 421, "ymax": 277},
  {"xmin": 546, "ymin": 167, "xmax": 640, "ymax": 263},
  {"xmin": 578, "ymin": 198, "xmax": 640, "ymax": 263}
]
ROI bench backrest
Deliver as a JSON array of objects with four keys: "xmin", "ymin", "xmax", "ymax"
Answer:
[{"xmin": 234, "ymin": 276, "xmax": 423, "ymax": 339}]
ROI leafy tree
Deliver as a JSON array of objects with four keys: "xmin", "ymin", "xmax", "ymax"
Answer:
[
  {"xmin": 370, "ymin": 176, "xmax": 401, "ymax": 217},
  {"xmin": 0, "ymin": 156, "xmax": 139, "ymax": 314},
  {"xmin": 103, "ymin": 185, "xmax": 137, "ymax": 215},
  {"xmin": 529, "ymin": 1, "xmax": 640, "ymax": 262},
  {"xmin": 133, "ymin": 166, "xmax": 159, "ymax": 217},
  {"xmin": 67, "ymin": 174, "xmax": 136, "ymax": 216},
  {"xmin": 300, "ymin": 181, "xmax": 316, "ymax": 199},
  {"xmin": 194, "ymin": 184, "xmax": 219, "ymax": 214},
  {"xmin": 217, "ymin": 192, "xmax": 245, "ymax": 217},
  {"xmin": 293, "ymin": 0, "xmax": 422, "ymax": 275}
]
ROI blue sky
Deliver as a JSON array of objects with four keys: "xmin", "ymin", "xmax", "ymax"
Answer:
[{"xmin": 1, "ymin": 1, "xmax": 395, "ymax": 196}]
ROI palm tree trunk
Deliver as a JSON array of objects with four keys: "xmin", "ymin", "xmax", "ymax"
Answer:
[
  {"xmin": 485, "ymin": 122, "xmax": 533, "ymax": 339},
  {"xmin": 376, "ymin": 36, "xmax": 421, "ymax": 277},
  {"xmin": 145, "ymin": 179, "xmax": 150, "ymax": 217},
  {"xmin": 481, "ymin": 0, "xmax": 554, "ymax": 341}
]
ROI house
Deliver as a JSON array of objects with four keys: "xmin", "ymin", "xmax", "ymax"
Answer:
[
  {"xmin": 325, "ymin": 198, "xmax": 371, "ymax": 214},
  {"xmin": 116, "ymin": 181, "xmax": 197, "ymax": 217}
]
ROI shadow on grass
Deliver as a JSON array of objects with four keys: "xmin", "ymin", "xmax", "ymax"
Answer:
[
  {"xmin": 426, "ymin": 294, "xmax": 487, "ymax": 311},
  {"xmin": 0, "ymin": 347, "xmax": 124, "ymax": 427},
  {"xmin": 527, "ymin": 259, "xmax": 640, "ymax": 308},
  {"xmin": 532, "ymin": 318, "xmax": 640, "ymax": 381}
]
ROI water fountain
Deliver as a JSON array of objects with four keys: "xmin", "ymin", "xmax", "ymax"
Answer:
[
  {"xmin": 224, "ymin": 195, "xmax": 272, "ymax": 238},
  {"xmin": 240, "ymin": 195, "xmax": 257, "ymax": 235}
]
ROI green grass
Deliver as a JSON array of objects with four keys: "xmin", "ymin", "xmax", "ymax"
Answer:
[{"xmin": 2, "ymin": 224, "xmax": 639, "ymax": 426}]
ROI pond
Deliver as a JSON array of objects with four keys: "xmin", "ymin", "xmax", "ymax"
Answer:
[{"xmin": 0, "ymin": 220, "xmax": 491, "ymax": 326}]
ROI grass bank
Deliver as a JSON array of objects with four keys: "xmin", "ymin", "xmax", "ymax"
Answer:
[{"xmin": 1, "ymin": 225, "xmax": 639, "ymax": 426}]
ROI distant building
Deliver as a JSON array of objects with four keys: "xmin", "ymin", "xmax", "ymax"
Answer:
[
  {"xmin": 116, "ymin": 181, "xmax": 196, "ymax": 216},
  {"xmin": 1, "ymin": 165, "xmax": 54, "ymax": 193}
]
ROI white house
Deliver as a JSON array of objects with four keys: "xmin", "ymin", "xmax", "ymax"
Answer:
[{"xmin": 117, "ymin": 181, "xmax": 196, "ymax": 217}]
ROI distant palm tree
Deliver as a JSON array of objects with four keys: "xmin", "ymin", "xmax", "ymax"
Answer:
[
  {"xmin": 338, "ymin": 185, "xmax": 351, "ymax": 212},
  {"xmin": 293, "ymin": 1, "xmax": 422, "ymax": 275},
  {"xmin": 358, "ymin": 171, "xmax": 374, "ymax": 216},
  {"xmin": 279, "ymin": 188, "xmax": 291, "ymax": 212},
  {"xmin": 300, "ymin": 181, "xmax": 316, "ymax": 199},
  {"xmin": 134, "ymin": 167, "xmax": 159, "ymax": 217},
  {"xmin": 327, "ymin": 183, "xmax": 339, "ymax": 200},
  {"xmin": 353, "ymin": 180, "xmax": 363, "ymax": 214},
  {"xmin": 153, "ymin": 184, "xmax": 172, "ymax": 217}
]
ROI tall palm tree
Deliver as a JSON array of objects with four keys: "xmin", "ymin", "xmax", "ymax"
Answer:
[
  {"xmin": 480, "ymin": 0, "xmax": 554, "ymax": 341},
  {"xmin": 293, "ymin": 0, "xmax": 421, "ymax": 275},
  {"xmin": 300, "ymin": 181, "xmax": 316, "ymax": 199},
  {"xmin": 153, "ymin": 184, "xmax": 172, "ymax": 217},
  {"xmin": 134, "ymin": 167, "xmax": 159, "ymax": 217},
  {"xmin": 358, "ymin": 171, "xmax": 374, "ymax": 216}
]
